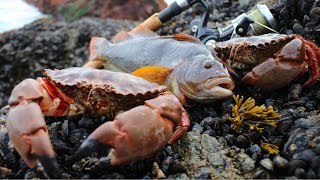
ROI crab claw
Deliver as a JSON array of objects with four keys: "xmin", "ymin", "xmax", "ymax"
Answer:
[
  {"xmin": 241, "ymin": 38, "xmax": 308, "ymax": 91},
  {"xmin": 71, "ymin": 93, "xmax": 190, "ymax": 165},
  {"xmin": 7, "ymin": 78, "xmax": 62, "ymax": 178},
  {"xmin": 7, "ymin": 102, "xmax": 62, "ymax": 178}
]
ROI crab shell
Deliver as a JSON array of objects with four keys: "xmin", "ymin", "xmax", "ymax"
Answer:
[
  {"xmin": 211, "ymin": 34, "xmax": 295, "ymax": 71},
  {"xmin": 210, "ymin": 34, "xmax": 320, "ymax": 91},
  {"xmin": 44, "ymin": 67, "xmax": 167, "ymax": 118}
]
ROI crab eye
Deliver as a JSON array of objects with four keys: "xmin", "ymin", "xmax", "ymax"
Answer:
[{"xmin": 203, "ymin": 61, "xmax": 213, "ymax": 69}]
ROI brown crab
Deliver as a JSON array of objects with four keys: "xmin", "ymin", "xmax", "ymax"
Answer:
[
  {"xmin": 7, "ymin": 67, "xmax": 190, "ymax": 178},
  {"xmin": 210, "ymin": 34, "xmax": 320, "ymax": 91}
]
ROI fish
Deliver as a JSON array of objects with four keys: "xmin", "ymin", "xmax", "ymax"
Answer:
[{"xmin": 86, "ymin": 33, "xmax": 234, "ymax": 103}]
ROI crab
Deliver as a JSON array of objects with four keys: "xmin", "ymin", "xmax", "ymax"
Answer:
[
  {"xmin": 210, "ymin": 34, "xmax": 320, "ymax": 91},
  {"xmin": 7, "ymin": 67, "xmax": 190, "ymax": 178}
]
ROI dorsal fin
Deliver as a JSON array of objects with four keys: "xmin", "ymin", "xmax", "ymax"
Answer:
[
  {"xmin": 162, "ymin": 33, "xmax": 201, "ymax": 43},
  {"xmin": 89, "ymin": 37, "xmax": 111, "ymax": 61},
  {"xmin": 112, "ymin": 30, "xmax": 131, "ymax": 43},
  {"xmin": 112, "ymin": 24, "xmax": 159, "ymax": 43}
]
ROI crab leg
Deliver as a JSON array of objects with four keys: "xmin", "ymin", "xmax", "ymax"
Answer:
[
  {"xmin": 302, "ymin": 40, "xmax": 320, "ymax": 87},
  {"xmin": 168, "ymin": 110, "xmax": 190, "ymax": 144},
  {"xmin": 69, "ymin": 93, "xmax": 190, "ymax": 165}
]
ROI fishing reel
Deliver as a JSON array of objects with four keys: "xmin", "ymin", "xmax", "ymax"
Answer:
[
  {"xmin": 159, "ymin": 0, "xmax": 279, "ymax": 45},
  {"xmin": 189, "ymin": 2, "xmax": 279, "ymax": 45}
]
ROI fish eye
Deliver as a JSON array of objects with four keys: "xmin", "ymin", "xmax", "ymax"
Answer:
[{"xmin": 203, "ymin": 61, "xmax": 213, "ymax": 69}]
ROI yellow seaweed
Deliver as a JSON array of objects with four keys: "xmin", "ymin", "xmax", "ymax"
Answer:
[
  {"xmin": 229, "ymin": 95, "xmax": 279, "ymax": 133},
  {"xmin": 261, "ymin": 143, "xmax": 279, "ymax": 155}
]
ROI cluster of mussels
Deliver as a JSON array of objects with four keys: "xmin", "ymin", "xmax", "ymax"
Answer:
[
  {"xmin": 1, "ymin": 0, "xmax": 320, "ymax": 179},
  {"xmin": 0, "ymin": 112, "xmax": 188, "ymax": 179},
  {"xmin": 181, "ymin": 81, "xmax": 320, "ymax": 178},
  {"xmin": 271, "ymin": 0, "xmax": 320, "ymax": 45}
]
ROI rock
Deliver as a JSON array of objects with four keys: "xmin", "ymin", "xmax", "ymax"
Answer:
[
  {"xmin": 241, "ymin": 157, "xmax": 255, "ymax": 173},
  {"xmin": 294, "ymin": 114, "xmax": 320, "ymax": 129},
  {"xmin": 168, "ymin": 173, "xmax": 190, "ymax": 179},
  {"xmin": 152, "ymin": 162, "xmax": 166, "ymax": 179},
  {"xmin": 207, "ymin": 152, "xmax": 225, "ymax": 166},
  {"xmin": 0, "ymin": 166, "xmax": 11, "ymax": 175},
  {"xmin": 172, "ymin": 131, "xmax": 254, "ymax": 178},
  {"xmin": 26, "ymin": 0, "xmax": 167, "ymax": 22},
  {"xmin": 69, "ymin": 128, "xmax": 90, "ymax": 145}
]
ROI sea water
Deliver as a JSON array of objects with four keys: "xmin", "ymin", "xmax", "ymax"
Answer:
[
  {"xmin": 0, "ymin": 0, "xmax": 175, "ymax": 33},
  {"xmin": 0, "ymin": 0, "xmax": 46, "ymax": 33}
]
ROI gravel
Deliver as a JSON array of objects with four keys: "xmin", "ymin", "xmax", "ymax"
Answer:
[{"xmin": 1, "ymin": 0, "xmax": 320, "ymax": 179}]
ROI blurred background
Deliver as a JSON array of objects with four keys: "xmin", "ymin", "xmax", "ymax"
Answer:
[{"xmin": 0, "ymin": 0, "xmax": 173, "ymax": 33}]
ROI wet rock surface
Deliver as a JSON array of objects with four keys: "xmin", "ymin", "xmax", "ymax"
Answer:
[
  {"xmin": 172, "ymin": 131, "xmax": 255, "ymax": 178},
  {"xmin": 271, "ymin": 0, "xmax": 320, "ymax": 45},
  {"xmin": 1, "ymin": 0, "xmax": 320, "ymax": 179}
]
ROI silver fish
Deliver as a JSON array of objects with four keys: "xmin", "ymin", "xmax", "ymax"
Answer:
[{"xmin": 87, "ymin": 33, "xmax": 234, "ymax": 103}]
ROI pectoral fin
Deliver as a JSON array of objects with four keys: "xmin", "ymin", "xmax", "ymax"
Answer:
[
  {"xmin": 131, "ymin": 66, "xmax": 173, "ymax": 85},
  {"xmin": 104, "ymin": 61, "xmax": 130, "ymax": 73}
]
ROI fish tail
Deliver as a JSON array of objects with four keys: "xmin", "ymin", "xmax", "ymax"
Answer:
[{"xmin": 89, "ymin": 37, "xmax": 111, "ymax": 61}]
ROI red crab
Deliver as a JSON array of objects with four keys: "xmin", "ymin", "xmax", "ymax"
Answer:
[
  {"xmin": 210, "ymin": 34, "xmax": 320, "ymax": 91},
  {"xmin": 7, "ymin": 67, "xmax": 190, "ymax": 178}
]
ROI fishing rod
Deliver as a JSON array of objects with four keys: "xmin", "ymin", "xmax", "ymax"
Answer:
[
  {"xmin": 130, "ymin": 0, "xmax": 203, "ymax": 32},
  {"xmin": 130, "ymin": 0, "xmax": 279, "ymax": 44}
]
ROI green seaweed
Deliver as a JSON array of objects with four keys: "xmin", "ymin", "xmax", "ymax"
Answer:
[{"xmin": 57, "ymin": 0, "xmax": 93, "ymax": 23}]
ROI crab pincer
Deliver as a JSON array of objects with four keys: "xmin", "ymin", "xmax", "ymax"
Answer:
[
  {"xmin": 69, "ymin": 92, "xmax": 190, "ymax": 166},
  {"xmin": 212, "ymin": 34, "xmax": 320, "ymax": 91},
  {"xmin": 7, "ymin": 79, "xmax": 63, "ymax": 178},
  {"xmin": 6, "ymin": 67, "xmax": 190, "ymax": 178}
]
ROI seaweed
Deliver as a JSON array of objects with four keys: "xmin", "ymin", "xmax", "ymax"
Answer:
[
  {"xmin": 260, "ymin": 143, "xmax": 279, "ymax": 155},
  {"xmin": 229, "ymin": 95, "xmax": 279, "ymax": 133}
]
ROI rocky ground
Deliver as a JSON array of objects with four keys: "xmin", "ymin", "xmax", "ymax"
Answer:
[
  {"xmin": 25, "ymin": 0, "xmax": 167, "ymax": 22},
  {"xmin": 1, "ymin": 0, "xmax": 320, "ymax": 179}
]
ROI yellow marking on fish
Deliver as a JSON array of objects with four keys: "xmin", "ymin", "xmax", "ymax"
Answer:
[{"xmin": 131, "ymin": 66, "xmax": 173, "ymax": 85}]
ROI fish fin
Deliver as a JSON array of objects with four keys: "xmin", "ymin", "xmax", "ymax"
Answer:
[
  {"xmin": 131, "ymin": 24, "xmax": 159, "ymax": 37},
  {"xmin": 104, "ymin": 61, "xmax": 129, "ymax": 73},
  {"xmin": 112, "ymin": 25, "xmax": 159, "ymax": 43},
  {"xmin": 89, "ymin": 37, "xmax": 112, "ymax": 62},
  {"xmin": 112, "ymin": 30, "xmax": 133, "ymax": 43},
  {"xmin": 164, "ymin": 33, "xmax": 201, "ymax": 43},
  {"xmin": 131, "ymin": 66, "xmax": 173, "ymax": 85},
  {"xmin": 83, "ymin": 60, "xmax": 105, "ymax": 69}
]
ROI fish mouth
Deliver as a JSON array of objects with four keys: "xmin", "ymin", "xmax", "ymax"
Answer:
[
  {"xmin": 204, "ymin": 76, "xmax": 235, "ymax": 91},
  {"xmin": 179, "ymin": 76, "xmax": 235, "ymax": 103},
  {"xmin": 201, "ymin": 76, "xmax": 235, "ymax": 100}
]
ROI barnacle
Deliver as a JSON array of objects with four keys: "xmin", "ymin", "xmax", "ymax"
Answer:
[
  {"xmin": 260, "ymin": 143, "xmax": 279, "ymax": 155},
  {"xmin": 229, "ymin": 95, "xmax": 279, "ymax": 133}
]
